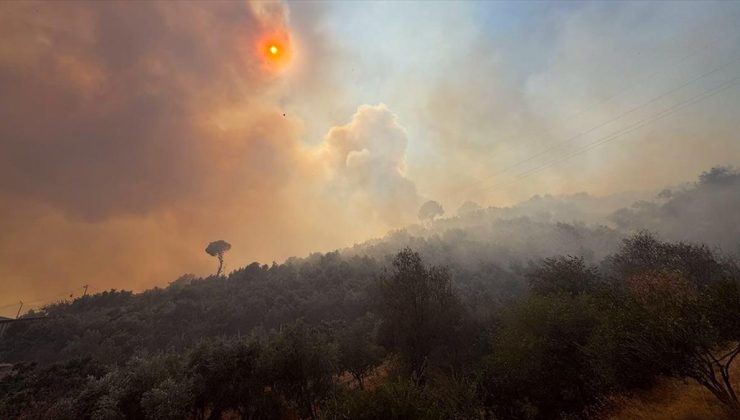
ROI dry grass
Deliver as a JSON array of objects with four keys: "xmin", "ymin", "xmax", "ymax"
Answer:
[{"xmin": 607, "ymin": 361, "xmax": 740, "ymax": 420}]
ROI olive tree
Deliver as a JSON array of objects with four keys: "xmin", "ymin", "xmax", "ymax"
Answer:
[
  {"xmin": 378, "ymin": 248, "xmax": 463, "ymax": 384},
  {"xmin": 607, "ymin": 233, "xmax": 740, "ymax": 412}
]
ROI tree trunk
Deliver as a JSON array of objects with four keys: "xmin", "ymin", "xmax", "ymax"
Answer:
[
  {"xmin": 216, "ymin": 254, "xmax": 224, "ymax": 276},
  {"xmin": 693, "ymin": 346, "xmax": 740, "ymax": 413}
]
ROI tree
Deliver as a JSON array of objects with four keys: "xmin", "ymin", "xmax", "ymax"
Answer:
[
  {"xmin": 617, "ymin": 270, "xmax": 740, "ymax": 412},
  {"xmin": 337, "ymin": 316, "xmax": 385, "ymax": 390},
  {"xmin": 606, "ymin": 231, "xmax": 725, "ymax": 288},
  {"xmin": 456, "ymin": 200, "xmax": 482, "ymax": 216},
  {"xmin": 103, "ymin": 353, "xmax": 186, "ymax": 420},
  {"xmin": 418, "ymin": 200, "xmax": 444, "ymax": 223},
  {"xmin": 140, "ymin": 378, "xmax": 192, "ymax": 420},
  {"xmin": 187, "ymin": 338, "xmax": 281, "ymax": 420},
  {"xmin": 527, "ymin": 255, "xmax": 599, "ymax": 296},
  {"xmin": 607, "ymin": 233, "xmax": 740, "ymax": 412},
  {"xmin": 0, "ymin": 358, "xmax": 106, "ymax": 420},
  {"xmin": 260, "ymin": 322, "xmax": 337, "ymax": 419},
  {"xmin": 481, "ymin": 294, "xmax": 603, "ymax": 418},
  {"xmin": 378, "ymin": 249, "xmax": 463, "ymax": 383},
  {"xmin": 205, "ymin": 240, "xmax": 231, "ymax": 276}
]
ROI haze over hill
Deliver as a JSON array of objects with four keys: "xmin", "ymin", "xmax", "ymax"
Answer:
[
  {"xmin": 2, "ymin": 167, "xmax": 739, "ymax": 419},
  {"xmin": 1, "ymin": 1, "xmax": 740, "ymax": 418},
  {"xmin": 2, "ymin": 1, "xmax": 740, "ymax": 309},
  {"xmin": 2, "ymin": 167, "xmax": 739, "ymax": 318}
]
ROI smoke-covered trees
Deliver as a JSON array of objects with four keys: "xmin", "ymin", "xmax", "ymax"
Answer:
[
  {"xmin": 527, "ymin": 255, "xmax": 599, "ymax": 296},
  {"xmin": 479, "ymin": 233, "xmax": 740, "ymax": 417},
  {"xmin": 417, "ymin": 200, "xmax": 444, "ymax": 223},
  {"xmin": 205, "ymin": 240, "xmax": 231, "ymax": 276},
  {"xmin": 377, "ymin": 248, "xmax": 464, "ymax": 383},
  {"xmin": 481, "ymin": 294, "xmax": 603, "ymax": 417},
  {"xmin": 337, "ymin": 315, "xmax": 385, "ymax": 390},
  {"xmin": 608, "ymin": 166, "xmax": 740, "ymax": 251},
  {"xmin": 456, "ymin": 200, "xmax": 482, "ymax": 216},
  {"xmin": 187, "ymin": 338, "xmax": 276, "ymax": 419},
  {"xmin": 260, "ymin": 322, "xmax": 336, "ymax": 419},
  {"xmin": 603, "ymin": 233, "xmax": 740, "ymax": 412},
  {"xmin": 2, "ymin": 234, "xmax": 740, "ymax": 418}
]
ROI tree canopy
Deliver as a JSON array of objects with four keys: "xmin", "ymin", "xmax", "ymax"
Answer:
[{"xmin": 2, "ymin": 232, "xmax": 740, "ymax": 418}]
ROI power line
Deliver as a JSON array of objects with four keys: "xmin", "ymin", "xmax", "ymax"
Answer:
[
  {"xmin": 0, "ymin": 302, "xmax": 22, "ymax": 310},
  {"xmin": 520, "ymin": 73, "xmax": 740, "ymax": 178},
  {"xmin": 457, "ymin": 51, "xmax": 740, "ymax": 200},
  {"xmin": 518, "ymin": 75, "xmax": 740, "ymax": 180},
  {"xmin": 0, "ymin": 285, "xmax": 95, "ymax": 314},
  {"xmin": 461, "ymin": 27, "xmax": 740, "ymax": 191},
  {"xmin": 476, "ymin": 73, "xmax": 740, "ymax": 196}
]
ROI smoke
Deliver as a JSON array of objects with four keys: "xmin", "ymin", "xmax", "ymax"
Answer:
[
  {"xmin": 609, "ymin": 166, "xmax": 740, "ymax": 252},
  {"xmin": 388, "ymin": 1, "xmax": 740, "ymax": 208},
  {"xmin": 0, "ymin": 1, "xmax": 297, "ymax": 221},
  {"xmin": 0, "ymin": 1, "xmax": 418, "ymax": 309},
  {"xmin": 319, "ymin": 104, "xmax": 419, "ymax": 227},
  {"xmin": 0, "ymin": 1, "xmax": 739, "ymax": 313}
]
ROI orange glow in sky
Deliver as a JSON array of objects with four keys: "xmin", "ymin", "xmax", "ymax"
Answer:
[{"xmin": 258, "ymin": 33, "xmax": 291, "ymax": 70}]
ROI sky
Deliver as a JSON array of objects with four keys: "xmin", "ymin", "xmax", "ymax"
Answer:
[{"xmin": 1, "ymin": 1, "xmax": 739, "ymax": 315}]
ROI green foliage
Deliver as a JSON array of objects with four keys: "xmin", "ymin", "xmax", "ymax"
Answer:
[
  {"xmin": 605, "ymin": 231, "xmax": 728, "ymax": 288},
  {"xmin": 0, "ymin": 358, "xmax": 105, "ymax": 420},
  {"xmin": 607, "ymin": 234, "xmax": 740, "ymax": 398},
  {"xmin": 481, "ymin": 294, "xmax": 603, "ymax": 418},
  {"xmin": 477, "ymin": 233, "xmax": 740, "ymax": 417},
  {"xmin": 329, "ymin": 374, "xmax": 481, "ymax": 420},
  {"xmin": 140, "ymin": 378, "xmax": 192, "ymax": 420},
  {"xmin": 187, "ymin": 338, "xmax": 280, "ymax": 419},
  {"xmin": 260, "ymin": 321, "xmax": 338, "ymax": 419},
  {"xmin": 337, "ymin": 314, "xmax": 385, "ymax": 389},
  {"xmin": 2, "ymin": 234, "xmax": 740, "ymax": 418},
  {"xmin": 378, "ymin": 248, "xmax": 465, "ymax": 382},
  {"xmin": 527, "ymin": 255, "xmax": 599, "ymax": 296},
  {"xmin": 0, "ymin": 253, "xmax": 383, "ymax": 366}
]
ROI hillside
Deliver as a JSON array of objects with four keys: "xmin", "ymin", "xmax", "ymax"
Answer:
[{"xmin": 0, "ymin": 168, "xmax": 739, "ymax": 419}]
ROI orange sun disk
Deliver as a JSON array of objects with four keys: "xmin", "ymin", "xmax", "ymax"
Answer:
[
  {"xmin": 259, "ymin": 35, "xmax": 291, "ymax": 69},
  {"xmin": 266, "ymin": 43, "xmax": 281, "ymax": 58}
]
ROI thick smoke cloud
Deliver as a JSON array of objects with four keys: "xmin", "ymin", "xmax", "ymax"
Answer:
[
  {"xmin": 387, "ymin": 2, "xmax": 740, "ymax": 208},
  {"xmin": 0, "ymin": 1, "xmax": 419, "ymax": 311},
  {"xmin": 319, "ymin": 104, "xmax": 419, "ymax": 227},
  {"xmin": 0, "ymin": 1, "xmax": 292, "ymax": 220},
  {"xmin": 1, "ymin": 1, "xmax": 738, "ymax": 314}
]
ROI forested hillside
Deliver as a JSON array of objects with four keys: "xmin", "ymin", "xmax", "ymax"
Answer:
[{"xmin": 1, "ymin": 168, "xmax": 739, "ymax": 419}]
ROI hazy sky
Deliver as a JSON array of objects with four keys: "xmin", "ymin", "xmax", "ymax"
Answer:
[{"xmin": 1, "ymin": 1, "xmax": 739, "ymax": 315}]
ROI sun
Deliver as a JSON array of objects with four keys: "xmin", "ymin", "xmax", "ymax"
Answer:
[
  {"xmin": 264, "ymin": 42, "xmax": 283, "ymax": 59},
  {"xmin": 256, "ymin": 33, "xmax": 292, "ymax": 71}
]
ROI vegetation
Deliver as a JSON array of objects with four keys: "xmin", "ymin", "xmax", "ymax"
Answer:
[
  {"xmin": 418, "ymin": 200, "xmax": 444, "ymax": 223},
  {"xmin": 1, "ymin": 232, "xmax": 739, "ymax": 419},
  {"xmin": 205, "ymin": 240, "xmax": 232, "ymax": 277}
]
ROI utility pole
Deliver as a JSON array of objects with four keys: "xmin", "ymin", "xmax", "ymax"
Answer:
[
  {"xmin": 0, "ymin": 301, "xmax": 22, "ymax": 339},
  {"xmin": 82, "ymin": 285, "xmax": 88, "ymax": 297}
]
